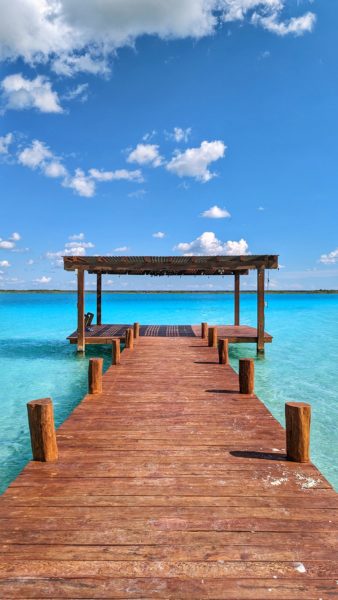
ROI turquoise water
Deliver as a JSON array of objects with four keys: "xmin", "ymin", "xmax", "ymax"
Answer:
[{"xmin": 0, "ymin": 292, "xmax": 337, "ymax": 493}]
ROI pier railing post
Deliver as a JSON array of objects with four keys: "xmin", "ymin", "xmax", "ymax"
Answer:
[
  {"xmin": 88, "ymin": 358, "xmax": 103, "ymax": 394},
  {"xmin": 133, "ymin": 322, "xmax": 140, "ymax": 340},
  {"xmin": 239, "ymin": 358, "xmax": 254, "ymax": 394},
  {"xmin": 218, "ymin": 338, "xmax": 229, "ymax": 364},
  {"xmin": 112, "ymin": 338, "xmax": 121, "ymax": 365},
  {"xmin": 285, "ymin": 402, "xmax": 311, "ymax": 463},
  {"xmin": 201, "ymin": 322, "xmax": 208, "ymax": 339},
  {"xmin": 125, "ymin": 327, "xmax": 134, "ymax": 350},
  {"xmin": 27, "ymin": 398, "xmax": 58, "ymax": 462},
  {"xmin": 208, "ymin": 326, "xmax": 217, "ymax": 348}
]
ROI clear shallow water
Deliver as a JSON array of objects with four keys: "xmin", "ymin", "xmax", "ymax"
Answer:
[{"xmin": 0, "ymin": 292, "xmax": 337, "ymax": 493}]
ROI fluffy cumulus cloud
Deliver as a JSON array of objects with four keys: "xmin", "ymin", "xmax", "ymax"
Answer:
[
  {"xmin": 319, "ymin": 248, "xmax": 338, "ymax": 265},
  {"xmin": 0, "ymin": 260, "xmax": 11, "ymax": 267},
  {"xmin": 0, "ymin": 1, "xmax": 315, "ymax": 76},
  {"xmin": 175, "ymin": 231, "xmax": 249, "ymax": 256},
  {"xmin": 0, "ymin": 232, "xmax": 22, "ymax": 250},
  {"xmin": 47, "ymin": 234, "xmax": 95, "ymax": 266},
  {"xmin": 16, "ymin": 139, "xmax": 143, "ymax": 197},
  {"xmin": 201, "ymin": 205, "xmax": 231, "ymax": 218},
  {"xmin": 127, "ymin": 143, "xmax": 163, "ymax": 167},
  {"xmin": 0, "ymin": 132, "xmax": 13, "ymax": 154},
  {"xmin": 34, "ymin": 275, "xmax": 51, "ymax": 283},
  {"xmin": 169, "ymin": 127, "xmax": 192, "ymax": 143},
  {"xmin": 167, "ymin": 140, "xmax": 226, "ymax": 182},
  {"xmin": 153, "ymin": 231, "xmax": 166, "ymax": 238},
  {"xmin": 1, "ymin": 73, "xmax": 62, "ymax": 113}
]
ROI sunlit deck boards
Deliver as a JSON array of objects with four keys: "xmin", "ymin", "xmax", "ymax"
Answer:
[
  {"xmin": 0, "ymin": 336, "xmax": 337, "ymax": 598},
  {"xmin": 67, "ymin": 324, "xmax": 273, "ymax": 344}
]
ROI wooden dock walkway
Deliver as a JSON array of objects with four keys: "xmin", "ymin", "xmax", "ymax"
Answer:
[{"xmin": 1, "ymin": 336, "xmax": 337, "ymax": 598}]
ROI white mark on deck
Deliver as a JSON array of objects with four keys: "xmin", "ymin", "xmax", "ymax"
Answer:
[
  {"xmin": 264, "ymin": 474, "xmax": 288, "ymax": 486},
  {"xmin": 294, "ymin": 562, "xmax": 306, "ymax": 573},
  {"xmin": 295, "ymin": 473, "xmax": 321, "ymax": 489}
]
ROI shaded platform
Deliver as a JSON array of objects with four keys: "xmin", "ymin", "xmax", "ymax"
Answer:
[
  {"xmin": 0, "ymin": 336, "xmax": 337, "ymax": 598},
  {"xmin": 67, "ymin": 324, "xmax": 273, "ymax": 345}
]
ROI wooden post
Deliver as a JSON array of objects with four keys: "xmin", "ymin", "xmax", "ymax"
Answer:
[
  {"xmin": 218, "ymin": 338, "xmax": 229, "ymax": 364},
  {"xmin": 234, "ymin": 273, "xmax": 240, "ymax": 326},
  {"xmin": 88, "ymin": 358, "xmax": 103, "ymax": 394},
  {"xmin": 27, "ymin": 398, "xmax": 58, "ymax": 462},
  {"xmin": 112, "ymin": 338, "xmax": 121, "ymax": 365},
  {"xmin": 125, "ymin": 327, "xmax": 134, "ymax": 350},
  {"xmin": 96, "ymin": 273, "xmax": 102, "ymax": 325},
  {"xmin": 77, "ymin": 268, "xmax": 85, "ymax": 353},
  {"xmin": 239, "ymin": 358, "xmax": 254, "ymax": 394},
  {"xmin": 208, "ymin": 326, "xmax": 217, "ymax": 348},
  {"xmin": 133, "ymin": 322, "xmax": 140, "ymax": 340},
  {"xmin": 201, "ymin": 322, "xmax": 208, "ymax": 339},
  {"xmin": 285, "ymin": 402, "xmax": 311, "ymax": 463},
  {"xmin": 257, "ymin": 267, "xmax": 265, "ymax": 354}
]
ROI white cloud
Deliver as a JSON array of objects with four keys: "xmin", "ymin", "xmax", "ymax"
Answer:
[
  {"xmin": 175, "ymin": 231, "xmax": 249, "ymax": 255},
  {"xmin": 63, "ymin": 83, "xmax": 89, "ymax": 101},
  {"xmin": 35, "ymin": 276, "xmax": 51, "ymax": 283},
  {"xmin": 319, "ymin": 248, "xmax": 338, "ymax": 265},
  {"xmin": 65, "ymin": 241, "xmax": 94, "ymax": 250},
  {"xmin": 10, "ymin": 232, "xmax": 21, "ymax": 241},
  {"xmin": 127, "ymin": 143, "xmax": 163, "ymax": 167},
  {"xmin": 27, "ymin": 258, "xmax": 34, "ymax": 265},
  {"xmin": 44, "ymin": 160, "xmax": 68, "ymax": 178},
  {"xmin": 170, "ymin": 127, "xmax": 192, "ymax": 143},
  {"xmin": 167, "ymin": 140, "xmax": 226, "ymax": 182},
  {"xmin": 63, "ymin": 169, "xmax": 96, "ymax": 197},
  {"xmin": 201, "ymin": 205, "xmax": 231, "ymax": 218},
  {"xmin": 0, "ymin": 240, "xmax": 15, "ymax": 249},
  {"xmin": 0, "ymin": 260, "xmax": 10, "ymax": 267},
  {"xmin": 0, "ymin": 132, "xmax": 13, "ymax": 154},
  {"xmin": 69, "ymin": 232, "xmax": 85, "ymax": 241},
  {"xmin": 114, "ymin": 246, "xmax": 129, "ymax": 252},
  {"xmin": 0, "ymin": 2, "xmax": 315, "ymax": 77},
  {"xmin": 89, "ymin": 168, "xmax": 143, "ymax": 182},
  {"xmin": 1, "ymin": 73, "xmax": 62, "ymax": 113},
  {"xmin": 153, "ymin": 231, "xmax": 166, "ymax": 238},
  {"xmin": 18, "ymin": 140, "xmax": 53, "ymax": 169}
]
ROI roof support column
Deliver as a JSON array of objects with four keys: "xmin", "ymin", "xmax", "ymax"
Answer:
[
  {"xmin": 96, "ymin": 273, "xmax": 102, "ymax": 326},
  {"xmin": 234, "ymin": 273, "xmax": 240, "ymax": 326},
  {"xmin": 257, "ymin": 267, "xmax": 265, "ymax": 354},
  {"xmin": 77, "ymin": 268, "xmax": 85, "ymax": 353}
]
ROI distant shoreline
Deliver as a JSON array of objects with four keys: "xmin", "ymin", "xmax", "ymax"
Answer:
[{"xmin": 1, "ymin": 290, "xmax": 338, "ymax": 295}]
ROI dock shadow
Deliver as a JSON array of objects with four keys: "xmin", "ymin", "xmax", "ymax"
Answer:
[
  {"xmin": 205, "ymin": 388, "xmax": 236, "ymax": 394},
  {"xmin": 230, "ymin": 450, "xmax": 287, "ymax": 461}
]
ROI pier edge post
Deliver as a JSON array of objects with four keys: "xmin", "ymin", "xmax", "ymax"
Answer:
[
  {"xmin": 285, "ymin": 402, "xmax": 311, "ymax": 463},
  {"xmin": 133, "ymin": 322, "xmax": 140, "ymax": 340},
  {"xmin": 88, "ymin": 358, "xmax": 103, "ymax": 394},
  {"xmin": 27, "ymin": 398, "xmax": 58, "ymax": 462},
  {"xmin": 201, "ymin": 322, "xmax": 208, "ymax": 339},
  {"xmin": 218, "ymin": 338, "xmax": 229, "ymax": 364},
  {"xmin": 239, "ymin": 358, "xmax": 254, "ymax": 394},
  {"xmin": 125, "ymin": 327, "xmax": 134, "ymax": 350},
  {"xmin": 208, "ymin": 326, "xmax": 217, "ymax": 348},
  {"xmin": 112, "ymin": 338, "xmax": 121, "ymax": 365}
]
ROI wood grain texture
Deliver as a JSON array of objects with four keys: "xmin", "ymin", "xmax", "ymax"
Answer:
[
  {"xmin": 26, "ymin": 399, "xmax": 58, "ymax": 462},
  {"xmin": 111, "ymin": 338, "xmax": 120, "ymax": 365},
  {"xmin": 88, "ymin": 358, "xmax": 103, "ymax": 394},
  {"xmin": 1, "ymin": 336, "xmax": 337, "ymax": 599},
  {"xmin": 239, "ymin": 358, "xmax": 255, "ymax": 395},
  {"xmin": 208, "ymin": 326, "xmax": 217, "ymax": 347},
  {"xmin": 218, "ymin": 338, "xmax": 229, "ymax": 364},
  {"xmin": 286, "ymin": 402, "xmax": 311, "ymax": 463}
]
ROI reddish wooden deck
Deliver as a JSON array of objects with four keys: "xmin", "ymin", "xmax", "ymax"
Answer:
[
  {"xmin": 0, "ymin": 336, "xmax": 337, "ymax": 598},
  {"xmin": 67, "ymin": 324, "xmax": 273, "ymax": 344}
]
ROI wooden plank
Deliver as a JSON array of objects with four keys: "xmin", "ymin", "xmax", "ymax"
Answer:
[{"xmin": 0, "ymin": 335, "xmax": 336, "ymax": 599}]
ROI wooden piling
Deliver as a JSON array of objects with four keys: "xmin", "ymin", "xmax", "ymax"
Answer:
[
  {"xmin": 218, "ymin": 338, "xmax": 229, "ymax": 364},
  {"xmin": 112, "ymin": 338, "xmax": 121, "ymax": 365},
  {"xmin": 125, "ymin": 327, "xmax": 134, "ymax": 350},
  {"xmin": 201, "ymin": 322, "xmax": 208, "ymax": 339},
  {"xmin": 208, "ymin": 326, "xmax": 217, "ymax": 348},
  {"xmin": 285, "ymin": 402, "xmax": 311, "ymax": 463},
  {"xmin": 88, "ymin": 358, "xmax": 103, "ymax": 394},
  {"xmin": 133, "ymin": 322, "xmax": 140, "ymax": 340},
  {"xmin": 239, "ymin": 358, "xmax": 254, "ymax": 394},
  {"xmin": 27, "ymin": 398, "xmax": 58, "ymax": 462}
]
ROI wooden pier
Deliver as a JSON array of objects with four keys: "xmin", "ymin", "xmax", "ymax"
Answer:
[{"xmin": 1, "ymin": 335, "xmax": 337, "ymax": 598}]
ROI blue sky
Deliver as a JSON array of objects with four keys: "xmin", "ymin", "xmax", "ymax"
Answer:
[{"xmin": 0, "ymin": 0, "xmax": 337, "ymax": 290}]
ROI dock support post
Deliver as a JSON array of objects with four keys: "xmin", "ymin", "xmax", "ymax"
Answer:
[
  {"xmin": 285, "ymin": 402, "xmax": 311, "ymax": 463},
  {"xmin": 112, "ymin": 339, "xmax": 121, "ymax": 365},
  {"xmin": 133, "ymin": 322, "xmax": 140, "ymax": 340},
  {"xmin": 208, "ymin": 326, "xmax": 217, "ymax": 348},
  {"xmin": 77, "ymin": 268, "xmax": 85, "ymax": 353},
  {"xmin": 88, "ymin": 358, "xmax": 103, "ymax": 394},
  {"xmin": 27, "ymin": 398, "xmax": 58, "ymax": 462},
  {"xmin": 201, "ymin": 322, "xmax": 208, "ymax": 339},
  {"xmin": 239, "ymin": 358, "xmax": 254, "ymax": 394},
  {"xmin": 96, "ymin": 273, "xmax": 102, "ymax": 325},
  {"xmin": 257, "ymin": 267, "xmax": 265, "ymax": 354},
  {"xmin": 234, "ymin": 273, "xmax": 240, "ymax": 326},
  {"xmin": 125, "ymin": 327, "xmax": 134, "ymax": 350},
  {"xmin": 218, "ymin": 338, "xmax": 229, "ymax": 364}
]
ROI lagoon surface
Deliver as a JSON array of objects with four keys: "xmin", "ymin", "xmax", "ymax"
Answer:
[{"xmin": 0, "ymin": 292, "xmax": 337, "ymax": 493}]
